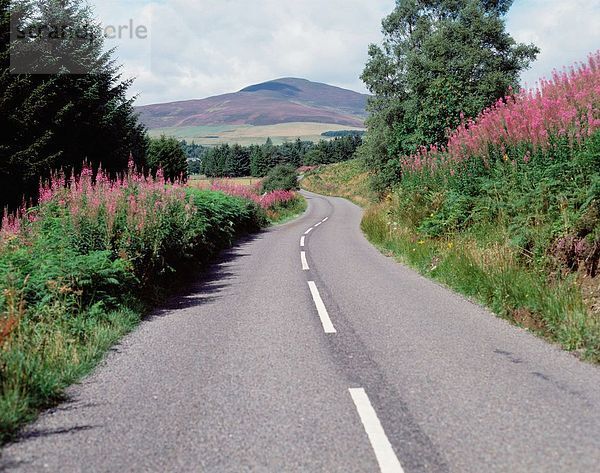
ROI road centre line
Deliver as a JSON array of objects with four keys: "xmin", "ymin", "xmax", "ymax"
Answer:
[
  {"xmin": 301, "ymin": 251, "xmax": 310, "ymax": 271},
  {"xmin": 304, "ymin": 227, "xmax": 313, "ymax": 235},
  {"xmin": 300, "ymin": 236, "xmax": 305, "ymax": 247},
  {"xmin": 315, "ymin": 222, "xmax": 322, "ymax": 227},
  {"xmin": 322, "ymin": 217, "xmax": 329, "ymax": 222},
  {"xmin": 349, "ymin": 388, "xmax": 405, "ymax": 473},
  {"xmin": 307, "ymin": 282, "xmax": 336, "ymax": 334}
]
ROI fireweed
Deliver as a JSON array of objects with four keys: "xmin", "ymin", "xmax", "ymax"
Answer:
[
  {"xmin": 0, "ymin": 161, "xmax": 267, "ymax": 442},
  {"xmin": 362, "ymin": 51, "xmax": 600, "ymax": 360},
  {"xmin": 209, "ymin": 179, "xmax": 298, "ymax": 210},
  {"xmin": 401, "ymin": 51, "xmax": 600, "ymax": 175}
]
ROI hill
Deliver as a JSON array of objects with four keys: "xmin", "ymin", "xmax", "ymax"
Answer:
[{"xmin": 135, "ymin": 78, "xmax": 369, "ymax": 131}]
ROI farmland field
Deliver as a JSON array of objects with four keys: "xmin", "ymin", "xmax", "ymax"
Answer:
[
  {"xmin": 148, "ymin": 122, "xmax": 366, "ymax": 146},
  {"xmin": 189, "ymin": 176, "xmax": 262, "ymax": 187}
]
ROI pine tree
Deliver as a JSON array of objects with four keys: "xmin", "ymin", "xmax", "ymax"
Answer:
[{"xmin": 146, "ymin": 136, "xmax": 188, "ymax": 182}]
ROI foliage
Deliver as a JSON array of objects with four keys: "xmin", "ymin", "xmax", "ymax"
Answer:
[
  {"xmin": 0, "ymin": 163, "xmax": 266, "ymax": 443},
  {"xmin": 300, "ymin": 159, "xmax": 377, "ymax": 208},
  {"xmin": 180, "ymin": 140, "xmax": 206, "ymax": 161},
  {"xmin": 208, "ymin": 179, "xmax": 299, "ymax": 213},
  {"xmin": 203, "ymin": 143, "xmax": 250, "ymax": 177},
  {"xmin": 401, "ymin": 52, "xmax": 600, "ymax": 174},
  {"xmin": 180, "ymin": 140, "xmax": 207, "ymax": 175},
  {"xmin": 355, "ymin": 52, "xmax": 600, "ymax": 360},
  {"xmin": 261, "ymin": 164, "xmax": 298, "ymax": 193},
  {"xmin": 361, "ymin": 0, "xmax": 538, "ymax": 190},
  {"xmin": 395, "ymin": 53, "xmax": 600, "ymax": 271},
  {"xmin": 146, "ymin": 136, "xmax": 189, "ymax": 182},
  {"xmin": 203, "ymin": 135, "xmax": 362, "ymax": 178},
  {"xmin": 0, "ymin": 0, "xmax": 147, "ymax": 210}
]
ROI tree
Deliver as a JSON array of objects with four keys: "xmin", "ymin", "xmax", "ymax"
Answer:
[
  {"xmin": 188, "ymin": 158, "xmax": 202, "ymax": 175},
  {"xmin": 0, "ymin": 0, "xmax": 147, "ymax": 209},
  {"xmin": 229, "ymin": 144, "xmax": 250, "ymax": 177},
  {"xmin": 250, "ymin": 139, "xmax": 273, "ymax": 177},
  {"xmin": 361, "ymin": 0, "xmax": 538, "ymax": 190},
  {"xmin": 146, "ymin": 136, "xmax": 188, "ymax": 182}
]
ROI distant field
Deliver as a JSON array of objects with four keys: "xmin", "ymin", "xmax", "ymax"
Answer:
[
  {"xmin": 189, "ymin": 176, "xmax": 262, "ymax": 188},
  {"xmin": 148, "ymin": 122, "xmax": 366, "ymax": 146}
]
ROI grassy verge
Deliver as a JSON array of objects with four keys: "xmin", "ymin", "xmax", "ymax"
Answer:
[
  {"xmin": 266, "ymin": 195, "xmax": 307, "ymax": 225},
  {"xmin": 0, "ymin": 169, "xmax": 269, "ymax": 444},
  {"xmin": 302, "ymin": 160, "xmax": 600, "ymax": 362},
  {"xmin": 300, "ymin": 159, "xmax": 377, "ymax": 207}
]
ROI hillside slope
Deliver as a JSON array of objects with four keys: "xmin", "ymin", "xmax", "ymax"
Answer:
[{"xmin": 136, "ymin": 78, "xmax": 368, "ymax": 129}]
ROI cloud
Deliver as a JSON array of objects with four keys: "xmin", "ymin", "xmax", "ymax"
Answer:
[
  {"xmin": 506, "ymin": 0, "xmax": 600, "ymax": 88},
  {"xmin": 93, "ymin": 0, "xmax": 600, "ymax": 105},
  {"xmin": 94, "ymin": 0, "xmax": 391, "ymax": 105}
]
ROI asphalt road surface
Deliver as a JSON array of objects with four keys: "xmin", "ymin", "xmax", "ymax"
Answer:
[{"xmin": 2, "ymin": 190, "xmax": 600, "ymax": 472}]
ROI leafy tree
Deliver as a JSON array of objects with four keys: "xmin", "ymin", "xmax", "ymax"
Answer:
[
  {"xmin": 0, "ymin": 0, "xmax": 147, "ymax": 209},
  {"xmin": 146, "ymin": 136, "xmax": 188, "ymax": 182},
  {"xmin": 361, "ymin": 0, "xmax": 539, "ymax": 190},
  {"xmin": 180, "ymin": 140, "xmax": 206, "ymax": 160}
]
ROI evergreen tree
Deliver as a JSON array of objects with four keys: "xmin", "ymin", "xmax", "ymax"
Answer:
[
  {"xmin": 0, "ymin": 0, "xmax": 147, "ymax": 209},
  {"xmin": 229, "ymin": 144, "xmax": 250, "ymax": 177},
  {"xmin": 146, "ymin": 136, "xmax": 188, "ymax": 182}
]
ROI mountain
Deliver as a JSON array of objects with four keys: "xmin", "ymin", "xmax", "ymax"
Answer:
[{"xmin": 135, "ymin": 78, "xmax": 369, "ymax": 130}]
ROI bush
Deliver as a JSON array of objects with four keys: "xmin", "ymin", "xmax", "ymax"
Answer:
[
  {"xmin": 261, "ymin": 164, "xmax": 298, "ymax": 193},
  {"xmin": 361, "ymin": 52, "xmax": 600, "ymax": 360},
  {"xmin": 0, "ymin": 163, "xmax": 266, "ymax": 443}
]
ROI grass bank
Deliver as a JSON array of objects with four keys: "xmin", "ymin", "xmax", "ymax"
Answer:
[
  {"xmin": 300, "ymin": 159, "xmax": 377, "ymax": 207},
  {"xmin": 302, "ymin": 158, "xmax": 600, "ymax": 362},
  {"xmin": 0, "ymin": 165, "xmax": 305, "ymax": 444}
]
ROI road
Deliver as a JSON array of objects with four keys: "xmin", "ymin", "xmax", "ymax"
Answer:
[{"xmin": 2, "ymin": 190, "xmax": 600, "ymax": 472}]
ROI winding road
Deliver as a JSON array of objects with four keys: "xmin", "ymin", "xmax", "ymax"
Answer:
[{"xmin": 2, "ymin": 190, "xmax": 600, "ymax": 472}]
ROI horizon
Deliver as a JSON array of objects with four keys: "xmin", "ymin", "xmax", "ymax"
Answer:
[{"xmin": 136, "ymin": 76, "xmax": 370, "ymax": 107}]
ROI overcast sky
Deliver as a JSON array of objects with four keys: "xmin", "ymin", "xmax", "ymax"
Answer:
[{"xmin": 95, "ymin": 0, "xmax": 600, "ymax": 105}]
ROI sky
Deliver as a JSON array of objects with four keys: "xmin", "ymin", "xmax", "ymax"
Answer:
[{"xmin": 94, "ymin": 0, "xmax": 600, "ymax": 106}]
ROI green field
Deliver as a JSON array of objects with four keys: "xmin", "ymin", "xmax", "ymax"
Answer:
[{"xmin": 148, "ymin": 122, "xmax": 366, "ymax": 146}]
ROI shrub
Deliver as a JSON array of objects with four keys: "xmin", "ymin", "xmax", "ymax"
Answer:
[
  {"xmin": 261, "ymin": 164, "xmax": 298, "ymax": 193},
  {"xmin": 0, "ymin": 161, "xmax": 265, "ymax": 443},
  {"xmin": 209, "ymin": 179, "xmax": 298, "ymax": 212}
]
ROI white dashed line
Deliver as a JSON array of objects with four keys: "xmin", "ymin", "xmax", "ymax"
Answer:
[
  {"xmin": 315, "ymin": 222, "xmax": 322, "ymax": 227},
  {"xmin": 300, "ymin": 236, "xmax": 305, "ymax": 247},
  {"xmin": 322, "ymin": 217, "xmax": 329, "ymax": 222},
  {"xmin": 304, "ymin": 228, "xmax": 313, "ymax": 235},
  {"xmin": 301, "ymin": 251, "xmax": 310, "ymax": 271},
  {"xmin": 349, "ymin": 388, "xmax": 404, "ymax": 473},
  {"xmin": 307, "ymin": 282, "xmax": 336, "ymax": 333}
]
